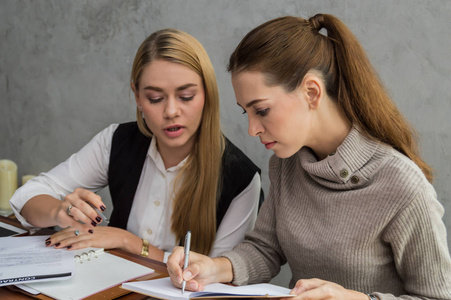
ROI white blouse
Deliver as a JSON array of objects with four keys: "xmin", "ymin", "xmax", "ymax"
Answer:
[{"xmin": 10, "ymin": 124, "xmax": 261, "ymax": 262}]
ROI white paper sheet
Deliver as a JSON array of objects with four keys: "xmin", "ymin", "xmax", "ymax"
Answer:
[
  {"xmin": 0, "ymin": 235, "xmax": 73, "ymax": 286},
  {"xmin": 122, "ymin": 277, "xmax": 294, "ymax": 299}
]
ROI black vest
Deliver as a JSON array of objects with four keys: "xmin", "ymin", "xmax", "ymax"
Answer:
[{"xmin": 107, "ymin": 122, "xmax": 261, "ymax": 231}]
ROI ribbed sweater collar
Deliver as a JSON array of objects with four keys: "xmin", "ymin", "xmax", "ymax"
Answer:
[{"xmin": 298, "ymin": 127, "xmax": 387, "ymax": 187}]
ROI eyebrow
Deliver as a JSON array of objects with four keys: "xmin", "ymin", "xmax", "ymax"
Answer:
[
  {"xmin": 240, "ymin": 99, "xmax": 267, "ymax": 108},
  {"xmin": 143, "ymin": 83, "xmax": 198, "ymax": 92}
]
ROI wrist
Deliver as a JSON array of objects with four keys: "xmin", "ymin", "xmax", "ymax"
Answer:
[
  {"xmin": 121, "ymin": 231, "xmax": 142, "ymax": 254},
  {"xmin": 212, "ymin": 257, "xmax": 234, "ymax": 283}
]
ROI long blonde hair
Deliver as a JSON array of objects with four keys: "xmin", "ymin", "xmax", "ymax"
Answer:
[
  {"xmin": 130, "ymin": 29, "xmax": 225, "ymax": 254},
  {"xmin": 228, "ymin": 14, "xmax": 433, "ymax": 182}
]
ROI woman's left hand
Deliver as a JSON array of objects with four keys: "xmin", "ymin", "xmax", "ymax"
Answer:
[
  {"xmin": 282, "ymin": 278, "xmax": 368, "ymax": 300},
  {"xmin": 47, "ymin": 226, "xmax": 133, "ymax": 251}
]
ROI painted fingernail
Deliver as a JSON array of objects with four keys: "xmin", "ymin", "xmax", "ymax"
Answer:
[
  {"xmin": 55, "ymin": 243, "xmax": 61, "ymax": 247},
  {"xmin": 89, "ymin": 229, "xmax": 94, "ymax": 234},
  {"xmin": 95, "ymin": 216, "xmax": 102, "ymax": 223},
  {"xmin": 67, "ymin": 245, "xmax": 72, "ymax": 249},
  {"xmin": 45, "ymin": 240, "xmax": 51, "ymax": 246},
  {"xmin": 91, "ymin": 221, "xmax": 97, "ymax": 227},
  {"xmin": 45, "ymin": 237, "xmax": 51, "ymax": 241},
  {"xmin": 100, "ymin": 205, "xmax": 106, "ymax": 211}
]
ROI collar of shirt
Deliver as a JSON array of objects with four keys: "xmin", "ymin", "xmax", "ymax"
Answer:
[{"xmin": 147, "ymin": 137, "xmax": 189, "ymax": 174}]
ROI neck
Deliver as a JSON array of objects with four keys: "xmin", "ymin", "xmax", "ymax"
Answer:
[
  {"xmin": 156, "ymin": 139, "xmax": 194, "ymax": 169},
  {"xmin": 308, "ymin": 99, "xmax": 352, "ymax": 160}
]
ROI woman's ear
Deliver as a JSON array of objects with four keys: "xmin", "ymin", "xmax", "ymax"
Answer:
[{"xmin": 300, "ymin": 72, "xmax": 322, "ymax": 110}]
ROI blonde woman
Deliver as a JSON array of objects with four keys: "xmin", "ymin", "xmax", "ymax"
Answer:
[{"xmin": 10, "ymin": 29, "xmax": 261, "ymax": 262}]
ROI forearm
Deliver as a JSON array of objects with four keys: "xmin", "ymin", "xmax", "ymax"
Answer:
[{"xmin": 20, "ymin": 194, "xmax": 63, "ymax": 228}]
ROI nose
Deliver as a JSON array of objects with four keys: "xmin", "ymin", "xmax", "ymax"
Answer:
[
  {"xmin": 164, "ymin": 97, "xmax": 180, "ymax": 119},
  {"xmin": 248, "ymin": 116, "xmax": 264, "ymax": 137}
]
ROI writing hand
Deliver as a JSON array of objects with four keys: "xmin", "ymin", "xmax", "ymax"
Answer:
[{"xmin": 167, "ymin": 246, "xmax": 234, "ymax": 292}]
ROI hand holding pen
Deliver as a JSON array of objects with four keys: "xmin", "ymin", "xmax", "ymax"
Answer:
[
  {"xmin": 182, "ymin": 230, "xmax": 191, "ymax": 294},
  {"xmin": 166, "ymin": 245, "xmax": 235, "ymax": 292}
]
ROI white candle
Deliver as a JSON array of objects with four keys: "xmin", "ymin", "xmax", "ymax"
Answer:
[
  {"xmin": 22, "ymin": 174, "xmax": 36, "ymax": 185},
  {"xmin": 0, "ymin": 159, "xmax": 18, "ymax": 213}
]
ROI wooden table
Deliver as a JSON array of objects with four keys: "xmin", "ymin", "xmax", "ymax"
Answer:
[{"xmin": 0, "ymin": 215, "xmax": 169, "ymax": 299}]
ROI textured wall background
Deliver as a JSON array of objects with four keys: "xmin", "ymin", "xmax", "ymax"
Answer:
[{"xmin": 1, "ymin": 0, "xmax": 450, "ymax": 286}]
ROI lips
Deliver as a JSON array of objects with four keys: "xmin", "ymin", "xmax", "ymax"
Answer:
[
  {"xmin": 164, "ymin": 125, "xmax": 184, "ymax": 138},
  {"xmin": 166, "ymin": 126, "xmax": 182, "ymax": 132},
  {"xmin": 262, "ymin": 141, "xmax": 276, "ymax": 150}
]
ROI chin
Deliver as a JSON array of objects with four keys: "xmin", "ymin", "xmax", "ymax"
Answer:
[{"xmin": 273, "ymin": 148, "xmax": 298, "ymax": 159}]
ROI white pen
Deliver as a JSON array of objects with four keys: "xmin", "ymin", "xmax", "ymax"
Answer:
[
  {"xmin": 94, "ymin": 207, "xmax": 109, "ymax": 224},
  {"xmin": 182, "ymin": 230, "xmax": 191, "ymax": 294},
  {"xmin": 89, "ymin": 203, "xmax": 109, "ymax": 224}
]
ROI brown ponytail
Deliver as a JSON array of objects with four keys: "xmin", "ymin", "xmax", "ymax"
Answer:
[{"xmin": 228, "ymin": 14, "xmax": 433, "ymax": 182}]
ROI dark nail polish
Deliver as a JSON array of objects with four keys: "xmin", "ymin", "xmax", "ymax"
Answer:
[
  {"xmin": 100, "ymin": 205, "xmax": 106, "ymax": 211},
  {"xmin": 91, "ymin": 221, "xmax": 97, "ymax": 227},
  {"xmin": 45, "ymin": 240, "xmax": 51, "ymax": 246},
  {"xmin": 46, "ymin": 237, "xmax": 51, "ymax": 241},
  {"xmin": 95, "ymin": 216, "xmax": 102, "ymax": 223},
  {"xmin": 67, "ymin": 245, "xmax": 72, "ymax": 249},
  {"xmin": 55, "ymin": 243, "xmax": 60, "ymax": 247},
  {"xmin": 89, "ymin": 229, "xmax": 94, "ymax": 234}
]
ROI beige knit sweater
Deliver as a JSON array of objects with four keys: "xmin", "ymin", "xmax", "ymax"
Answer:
[{"xmin": 222, "ymin": 127, "xmax": 451, "ymax": 299}]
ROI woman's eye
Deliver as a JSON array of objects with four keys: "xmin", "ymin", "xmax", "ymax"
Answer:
[
  {"xmin": 180, "ymin": 95, "xmax": 194, "ymax": 101},
  {"xmin": 147, "ymin": 97, "xmax": 163, "ymax": 104},
  {"xmin": 256, "ymin": 108, "xmax": 269, "ymax": 116}
]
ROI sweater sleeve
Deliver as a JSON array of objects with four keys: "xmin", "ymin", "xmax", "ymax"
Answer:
[
  {"xmin": 221, "ymin": 155, "xmax": 286, "ymax": 286},
  {"xmin": 376, "ymin": 183, "xmax": 451, "ymax": 300}
]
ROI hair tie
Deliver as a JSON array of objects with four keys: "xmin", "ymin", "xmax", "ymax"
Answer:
[{"xmin": 308, "ymin": 14, "xmax": 325, "ymax": 32}]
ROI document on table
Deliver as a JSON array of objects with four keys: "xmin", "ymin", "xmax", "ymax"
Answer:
[
  {"xmin": 24, "ymin": 247, "xmax": 155, "ymax": 300},
  {"xmin": 122, "ymin": 277, "xmax": 295, "ymax": 299},
  {"xmin": 0, "ymin": 235, "xmax": 73, "ymax": 286}
]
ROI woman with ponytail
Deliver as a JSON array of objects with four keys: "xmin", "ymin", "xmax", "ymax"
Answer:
[
  {"xmin": 168, "ymin": 14, "xmax": 451, "ymax": 299},
  {"xmin": 10, "ymin": 29, "xmax": 261, "ymax": 263}
]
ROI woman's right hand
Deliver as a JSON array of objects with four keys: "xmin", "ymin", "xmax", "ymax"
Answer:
[
  {"xmin": 55, "ymin": 188, "xmax": 106, "ymax": 233},
  {"xmin": 167, "ymin": 246, "xmax": 234, "ymax": 292}
]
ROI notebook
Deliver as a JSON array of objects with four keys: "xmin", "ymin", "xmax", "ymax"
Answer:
[
  {"xmin": 22, "ymin": 246, "xmax": 154, "ymax": 300},
  {"xmin": 121, "ymin": 277, "xmax": 295, "ymax": 299}
]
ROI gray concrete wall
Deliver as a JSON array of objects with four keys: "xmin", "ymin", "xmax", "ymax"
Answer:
[{"xmin": 1, "ymin": 0, "xmax": 450, "ymax": 287}]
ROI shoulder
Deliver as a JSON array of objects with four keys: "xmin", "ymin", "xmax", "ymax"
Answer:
[
  {"xmin": 112, "ymin": 121, "xmax": 141, "ymax": 138},
  {"xmin": 371, "ymin": 144, "xmax": 437, "ymax": 210},
  {"xmin": 110, "ymin": 121, "xmax": 150, "ymax": 148}
]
